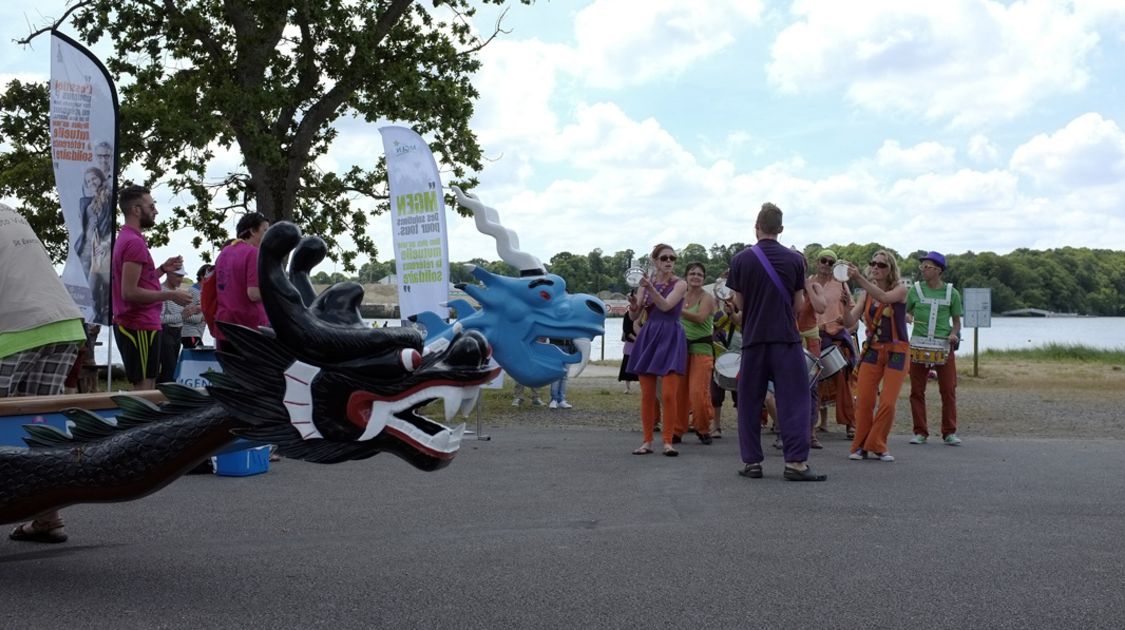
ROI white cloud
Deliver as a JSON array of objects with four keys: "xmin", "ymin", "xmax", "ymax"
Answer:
[
  {"xmin": 875, "ymin": 140, "xmax": 956, "ymax": 173},
  {"xmin": 545, "ymin": 102, "xmax": 695, "ymax": 170},
  {"xmin": 472, "ymin": 38, "xmax": 568, "ymax": 149},
  {"xmin": 967, "ymin": 133, "xmax": 1001, "ymax": 165},
  {"xmin": 571, "ymin": 0, "xmax": 763, "ymax": 88},
  {"xmin": 1010, "ymin": 113, "xmax": 1125, "ymax": 189},
  {"xmin": 767, "ymin": 0, "xmax": 1100, "ymax": 126}
]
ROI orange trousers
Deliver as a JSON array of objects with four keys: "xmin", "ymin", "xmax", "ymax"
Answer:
[
  {"xmin": 640, "ymin": 373, "xmax": 683, "ymax": 445},
  {"xmin": 852, "ymin": 342, "xmax": 908, "ymax": 455},
  {"xmin": 676, "ymin": 354, "xmax": 714, "ymax": 436}
]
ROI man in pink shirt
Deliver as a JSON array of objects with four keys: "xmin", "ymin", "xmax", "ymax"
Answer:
[
  {"xmin": 213, "ymin": 212, "xmax": 270, "ymax": 352},
  {"xmin": 112, "ymin": 185, "xmax": 192, "ymax": 390}
]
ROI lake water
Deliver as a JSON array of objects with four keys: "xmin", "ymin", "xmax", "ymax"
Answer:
[
  {"xmin": 93, "ymin": 316, "xmax": 1125, "ymax": 366},
  {"xmin": 591, "ymin": 317, "xmax": 1125, "ymax": 361}
]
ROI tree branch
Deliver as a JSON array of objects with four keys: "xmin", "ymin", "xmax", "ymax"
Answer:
[
  {"xmin": 156, "ymin": 0, "xmax": 230, "ymax": 75},
  {"xmin": 273, "ymin": 0, "xmax": 319, "ymax": 139},
  {"xmin": 16, "ymin": 0, "xmax": 93, "ymax": 45},
  {"xmin": 281, "ymin": 0, "xmax": 416, "ymax": 215},
  {"xmin": 223, "ymin": 0, "xmax": 287, "ymax": 88},
  {"xmin": 454, "ymin": 5, "xmax": 511, "ymax": 57}
]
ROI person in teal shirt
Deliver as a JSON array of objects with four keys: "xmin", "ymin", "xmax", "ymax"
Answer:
[{"xmin": 905, "ymin": 251, "xmax": 963, "ymax": 446}]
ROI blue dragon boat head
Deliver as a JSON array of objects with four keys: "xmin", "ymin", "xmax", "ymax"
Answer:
[{"xmin": 413, "ymin": 187, "xmax": 606, "ymax": 388}]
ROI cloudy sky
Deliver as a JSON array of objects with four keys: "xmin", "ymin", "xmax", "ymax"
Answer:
[{"xmin": 4, "ymin": 0, "xmax": 1125, "ymax": 277}]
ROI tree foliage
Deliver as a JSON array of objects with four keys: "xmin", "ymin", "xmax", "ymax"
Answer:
[
  {"xmin": 0, "ymin": 80, "xmax": 67, "ymax": 260},
  {"xmin": 3, "ymin": 0, "xmax": 525, "ymax": 266},
  {"xmin": 340, "ymin": 244, "xmax": 1125, "ymax": 316}
]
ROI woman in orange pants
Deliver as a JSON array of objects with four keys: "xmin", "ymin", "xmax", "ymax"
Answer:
[
  {"xmin": 626, "ymin": 244, "xmax": 687, "ymax": 457},
  {"xmin": 676, "ymin": 262, "xmax": 716, "ymax": 444},
  {"xmin": 842, "ymin": 250, "xmax": 908, "ymax": 462}
]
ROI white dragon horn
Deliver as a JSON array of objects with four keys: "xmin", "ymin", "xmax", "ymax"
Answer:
[{"xmin": 451, "ymin": 185, "xmax": 545, "ymax": 275}]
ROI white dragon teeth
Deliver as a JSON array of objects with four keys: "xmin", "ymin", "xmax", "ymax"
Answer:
[
  {"xmin": 442, "ymin": 387, "xmax": 464, "ymax": 423},
  {"xmin": 450, "ymin": 424, "xmax": 465, "ymax": 449},
  {"xmin": 458, "ymin": 386, "xmax": 480, "ymax": 417},
  {"xmin": 568, "ymin": 337, "xmax": 592, "ymax": 378}
]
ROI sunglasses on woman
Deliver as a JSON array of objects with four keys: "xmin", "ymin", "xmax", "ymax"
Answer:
[
  {"xmin": 868, "ymin": 260, "xmax": 889, "ymax": 269},
  {"xmin": 658, "ymin": 255, "xmax": 677, "ymax": 262}
]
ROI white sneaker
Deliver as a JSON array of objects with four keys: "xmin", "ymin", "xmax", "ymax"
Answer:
[
  {"xmin": 532, "ymin": 398, "xmax": 545, "ymax": 406},
  {"xmin": 548, "ymin": 400, "xmax": 558, "ymax": 409},
  {"xmin": 558, "ymin": 400, "xmax": 573, "ymax": 409},
  {"xmin": 943, "ymin": 434, "xmax": 962, "ymax": 446},
  {"xmin": 876, "ymin": 452, "xmax": 895, "ymax": 462},
  {"xmin": 511, "ymin": 398, "xmax": 522, "ymax": 407},
  {"xmin": 909, "ymin": 434, "xmax": 927, "ymax": 445}
]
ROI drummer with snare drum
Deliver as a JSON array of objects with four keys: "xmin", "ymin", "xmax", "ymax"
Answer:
[
  {"xmin": 710, "ymin": 274, "xmax": 741, "ymax": 438},
  {"xmin": 906, "ymin": 252, "xmax": 963, "ymax": 446},
  {"xmin": 811, "ymin": 249, "xmax": 858, "ymax": 439},
  {"xmin": 797, "ymin": 271, "xmax": 828, "ymax": 448}
]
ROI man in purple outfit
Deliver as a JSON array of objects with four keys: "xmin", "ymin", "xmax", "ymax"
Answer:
[{"xmin": 727, "ymin": 203, "xmax": 827, "ymax": 481}]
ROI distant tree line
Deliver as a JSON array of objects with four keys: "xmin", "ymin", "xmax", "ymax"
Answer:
[{"xmin": 313, "ymin": 243, "xmax": 1125, "ymax": 316}]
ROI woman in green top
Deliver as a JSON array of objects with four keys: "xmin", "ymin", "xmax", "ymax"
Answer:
[{"xmin": 678, "ymin": 262, "xmax": 717, "ymax": 444}]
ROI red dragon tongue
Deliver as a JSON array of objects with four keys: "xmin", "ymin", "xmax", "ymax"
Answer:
[{"xmin": 346, "ymin": 391, "xmax": 379, "ymax": 430}]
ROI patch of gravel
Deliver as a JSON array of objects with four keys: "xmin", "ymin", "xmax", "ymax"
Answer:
[{"xmin": 471, "ymin": 369, "xmax": 1125, "ymax": 440}]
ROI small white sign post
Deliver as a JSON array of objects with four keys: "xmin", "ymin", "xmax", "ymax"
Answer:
[{"xmin": 963, "ymin": 288, "xmax": 992, "ymax": 376}]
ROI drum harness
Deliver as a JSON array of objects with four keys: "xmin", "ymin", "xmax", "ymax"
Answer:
[
  {"xmin": 909, "ymin": 281, "xmax": 954, "ymax": 366},
  {"xmin": 911, "ymin": 281, "xmax": 953, "ymax": 345}
]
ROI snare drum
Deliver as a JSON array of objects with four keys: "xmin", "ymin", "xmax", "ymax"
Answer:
[
  {"xmin": 804, "ymin": 349, "xmax": 821, "ymax": 385},
  {"xmin": 818, "ymin": 345, "xmax": 847, "ymax": 381},
  {"xmin": 713, "ymin": 351, "xmax": 741, "ymax": 391},
  {"xmin": 909, "ymin": 337, "xmax": 950, "ymax": 365}
]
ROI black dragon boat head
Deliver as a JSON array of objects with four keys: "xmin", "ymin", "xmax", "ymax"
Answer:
[{"xmin": 207, "ymin": 222, "xmax": 499, "ymax": 472}]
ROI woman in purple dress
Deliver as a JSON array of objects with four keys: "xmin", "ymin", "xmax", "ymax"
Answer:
[{"xmin": 627, "ymin": 244, "xmax": 688, "ymax": 456}]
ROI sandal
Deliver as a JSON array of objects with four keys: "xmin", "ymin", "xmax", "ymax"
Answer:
[
  {"xmin": 10, "ymin": 520, "xmax": 68, "ymax": 544},
  {"xmin": 712, "ymin": 429, "xmax": 722, "ymax": 439},
  {"xmin": 662, "ymin": 445, "xmax": 679, "ymax": 457},
  {"xmin": 738, "ymin": 463, "xmax": 763, "ymax": 478},
  {"xmin": 632, "ymin": 445, "xmax": 653, "ymax": 455},
  {"xmin": 810, "ymin": 437, "xmax": 823, "ymax": 449},
  {"xmin": 784, "ymin": 465, "xmax": 828, "ymax": 482},
  {"xmin": 845, "ymin": 427, "xmax": 856, "ymax": 440}
]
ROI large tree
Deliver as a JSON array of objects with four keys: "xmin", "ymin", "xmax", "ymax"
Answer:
[{"xmin": 2, "ymin": 0, "xmax": 525, "ymax": 266}]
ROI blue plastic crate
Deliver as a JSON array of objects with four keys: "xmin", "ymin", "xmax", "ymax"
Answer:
[{"xmin": 212, "ymin": 445, "xmax": 271, "ymax": 477}]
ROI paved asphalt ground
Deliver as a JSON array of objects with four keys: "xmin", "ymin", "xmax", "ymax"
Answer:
[{"xmin": 3, "ymin": 425, "xmax": 1124, "ymax": 629}]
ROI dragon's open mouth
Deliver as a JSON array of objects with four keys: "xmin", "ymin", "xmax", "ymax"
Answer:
[
  {"xmin": 345, "ymin": 373, "xmax": 498, "ymax": 460},
  {"xmin": 534, "ymin": 336, "xmax": 592, "ymax": 377}
]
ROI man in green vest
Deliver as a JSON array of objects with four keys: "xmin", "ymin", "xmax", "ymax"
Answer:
[{"xmin": 906, "ymin": 251, "xmax": 963, "ymax": 446}]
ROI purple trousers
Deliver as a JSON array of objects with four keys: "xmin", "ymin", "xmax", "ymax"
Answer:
[{"xmin": 736, "ymin": 342, "xmax": 812, "ymax": 464}]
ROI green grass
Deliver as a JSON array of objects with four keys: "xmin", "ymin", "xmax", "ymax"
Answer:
[{"xmin": 981, "ymin": 343, "xmax": 1125, "ymax": 364}]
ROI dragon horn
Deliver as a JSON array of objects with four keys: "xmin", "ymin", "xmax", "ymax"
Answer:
[
  {"xmin": 288, "ymin": 235, "xmax": 328, "ymax": 307},
  {"xmin": 451, "ymin": 185, "xmax": 545, "ymax": 276},
  {"xmin": 257, "ymin": 222, "xmax": 422, "ymax": 365}
]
